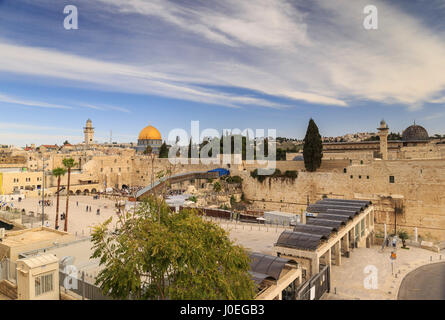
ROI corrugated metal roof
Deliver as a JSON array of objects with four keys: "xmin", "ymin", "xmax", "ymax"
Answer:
[
  {"xmin": 249, "ymin": 252, "xmax": 291, "ymax": 282},
  {"xmin": 293, "ymin": 224, "xmax": 335, "ymax": 238},
  {"xmin": 306, "ymin": 218, "xmax": 344, "ymax": 230},
  {"xmin": 275, "ymin": 230, "xmax": 325, "ymax": 251},
  {"xmin": 316, "ymin": 213, "xmax": 351, "ymax": 222}
]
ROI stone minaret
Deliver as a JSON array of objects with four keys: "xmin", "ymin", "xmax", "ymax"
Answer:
[
  {"xmin": 84, "ymin": 119, "xmax": 94, "ymax": 145},
  {"xmin": 377, "ymin": 119, "xmax": 389, "ymax": 160}
]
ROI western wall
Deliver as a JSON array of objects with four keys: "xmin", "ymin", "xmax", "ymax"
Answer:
[{"xmin": 235, "ymin": 159, "xmax": 445, "ymax": 241}]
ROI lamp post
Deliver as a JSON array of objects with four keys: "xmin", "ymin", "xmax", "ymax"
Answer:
[{"xmin": 41, "ymin": 157, "xmax": 47, "ymax": 227}]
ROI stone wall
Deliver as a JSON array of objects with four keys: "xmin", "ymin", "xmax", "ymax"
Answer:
[{"xmin": 240, "ymin": 159, "xmax": 445, "ymax": 241}]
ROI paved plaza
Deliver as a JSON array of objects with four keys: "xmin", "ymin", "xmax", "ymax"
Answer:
[
  {"xmin": 14, "ymin": 195, "xmax": 121, "ymax": 236},
  {"xmin": 329, "ymin": 245, "xmax": 444, "ymax": 300},
  {"xmin": 215, "ymin": 219, "xmax": 445, "ymax": 300},
  {"xmin": 7, "ymin": 202, "xmax": 445, "ymax": 301}
]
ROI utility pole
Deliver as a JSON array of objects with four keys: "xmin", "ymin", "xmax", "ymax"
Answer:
[
  {"xmin": 394, "ymin": 203, "xmax": 397, "ymax": 235},
  {"xmin": 41, "ymin": 157, "xmax": 46, "ymax": 227}
]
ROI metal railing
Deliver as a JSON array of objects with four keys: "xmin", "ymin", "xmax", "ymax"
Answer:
[
  {"xmin": 296, "ymin": 265, "xmax": 330, "ymax": 300},
  {"xmin": 59, "ymin": 270, "xmax": 113, "ymax": 300}
]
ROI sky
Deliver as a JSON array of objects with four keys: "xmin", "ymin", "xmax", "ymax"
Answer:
[{"xmin": 1, "ymin": 0, "xmax": 445, "ymax": 146}]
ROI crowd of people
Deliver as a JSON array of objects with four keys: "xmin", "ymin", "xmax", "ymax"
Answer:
[{"xmin": 38, "ymin": 199, "xmax": 52, "ymax": 207}]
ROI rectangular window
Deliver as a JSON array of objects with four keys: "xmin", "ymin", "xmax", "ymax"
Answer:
[
  {"xmin": 389, "ymin": 176, "xmax": 395, "ymax": 183},
  {"xmin": 35, "ymin": 272, "xmax": 54, "ymax": 296}
]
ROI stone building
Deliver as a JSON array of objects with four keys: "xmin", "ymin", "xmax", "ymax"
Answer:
[
  {"xmin": 83, "ymin": 119, "xmax": 95, "ymax": 145},
  {"xmin": 322, "ymin": 121, "xmax": 436, "ymax": 161}
]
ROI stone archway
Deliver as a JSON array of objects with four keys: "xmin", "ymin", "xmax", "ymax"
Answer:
[
  {"xmin": 91, "ymin": 188, "xmax": 97, "ymax": 194},
  {"xmin": 83, "ymin": 189, "xmax": 90, "ymax": 195},
  {"xmin": 76, "ymin": 190, "xmax": 82, "ymax": 195}
]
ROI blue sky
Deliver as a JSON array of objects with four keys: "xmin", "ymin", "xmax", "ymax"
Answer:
[{"xmin": 1, "ymin": 0, "xmax": 445, "ymax": 146}]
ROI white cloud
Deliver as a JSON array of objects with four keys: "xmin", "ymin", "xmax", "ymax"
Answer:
[
  {"xmin": 0, "ymin": 122, "xmax": 78, "ymax": 132},
  {"xmin": 0, "ymin": 93, "xmax": 73, "ymax": 110},
  {"xmin": 422, "ymin": 111, "xmax": 445, "ymax": 121},
  {"xmin": 78, "ymin": 104, "xmax": 131, "ymax": 113},
  {"xmin": 2, "ymin": 0, "xmax": 445, "ymax": 110}
]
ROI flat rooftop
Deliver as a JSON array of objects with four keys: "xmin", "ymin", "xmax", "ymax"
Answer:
[
  {"xmin": 1, "ymin": 227, "xmax": 76, "ymax": 248},
  {"xmin": 22, "ymin": 238, "xmax": 102, "ymax": 282}
]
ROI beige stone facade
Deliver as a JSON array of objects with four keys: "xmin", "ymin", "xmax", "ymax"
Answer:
[{"xmin": 237, "ymin": 159, "xmax": 445, "ymax": 241}]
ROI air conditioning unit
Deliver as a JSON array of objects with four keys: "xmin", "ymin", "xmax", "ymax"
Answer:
[{"xmin": 0, "ymin": 228, "xmax": 5, "ymax": 241}]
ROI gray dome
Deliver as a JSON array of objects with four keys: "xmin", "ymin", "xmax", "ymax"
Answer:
[{"xmin": 402, "ymin": 124, "xmax": 429, "ymax": 141}]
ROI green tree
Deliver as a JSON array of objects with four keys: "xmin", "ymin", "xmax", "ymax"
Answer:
[
  {"xmin": 143, "ymin": 145, "xmax": 153, "ymax": 155},
  {"xmin": 213, "ymin": 181, "xmax": 222, "ymax": 193},
  {"xmin": 52, "ymin": 167, "xmax": 67, "ymax": 230},
  {"xmin": 276, "ymin": 148, "xmax": 286, "ymax": 161},
  {"xmin": 62, "ymin": 158, "xmax": 77, "ymax": 232},
  {"xmin": 159, "ymin": 142, "xmax": 169, "ymax": 158},
  {"xmin": 91, "ymin": 197, "xmax": 255, "ymax": 300},
  {"xmin": 303, "ymin": 118, "xmax": 323, "ymax": 172},
  {"xmin": 398, "ymin": 230, "xmax": 409, "ymax": 248}
]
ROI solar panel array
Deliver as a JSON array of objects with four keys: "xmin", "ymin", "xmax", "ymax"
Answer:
[{"xmin": 275, "ymin": 198, "xmax": 371, "ymax": 251}]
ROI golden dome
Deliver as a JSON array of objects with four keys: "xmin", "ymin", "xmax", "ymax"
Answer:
[{"xmin": 138, "ymin": 125, "xmax": 162, "ymax": 140}]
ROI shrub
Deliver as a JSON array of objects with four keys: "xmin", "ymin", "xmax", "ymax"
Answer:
[
  {"xmin": 188, "ymin": 196, "xmax": 197, "ymax": 203},
  {"xmin": 284, "ymin": 170, "xmax": 298, "ymax": 179},
  {"xmin": 213, "ymin": 181, "xmax": 222, "ymax": 192},
  {"xmin": 226, "ymin": 175, "xmax": 243, "ymax": 184}
]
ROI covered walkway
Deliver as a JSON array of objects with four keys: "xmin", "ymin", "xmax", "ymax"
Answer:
[{"xmin": 274, "ymin": 198, "xmax": 375, "ymax": 279}]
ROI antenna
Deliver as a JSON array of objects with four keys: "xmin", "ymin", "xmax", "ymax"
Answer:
[{"xmin": 110, "ymin": 130, "xmax": 112, "ymax": 144}]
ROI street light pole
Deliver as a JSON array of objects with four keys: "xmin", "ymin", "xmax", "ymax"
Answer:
[{"xmin": 41, "ymin": 157, "xmax": 46, "ymax": 227}]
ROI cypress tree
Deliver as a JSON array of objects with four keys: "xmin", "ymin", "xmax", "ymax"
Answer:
[
  {"xmin": 188, "ymin": 138, "xmax": 192, "ymax": 158},
  {"xmin": 159, "ymin": 142, "xmax": 169, "ymax": 158},
  {"xmin": 303, "ymin": 118, "xmax": 323, "ymax": 172}
]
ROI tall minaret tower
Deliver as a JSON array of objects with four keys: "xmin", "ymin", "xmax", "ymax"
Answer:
[
  {"xmin": 377, "ymin": 119, "xmax": 389, "ymax": 160},
  {"xmin": 84, "ymin": 119, "xmax": 95, "ymax": 145}
]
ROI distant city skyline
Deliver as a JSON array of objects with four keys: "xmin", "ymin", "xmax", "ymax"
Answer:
[{"xmin": 1, "ymin": 0, "xmax": 445, "ymax": 147}]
